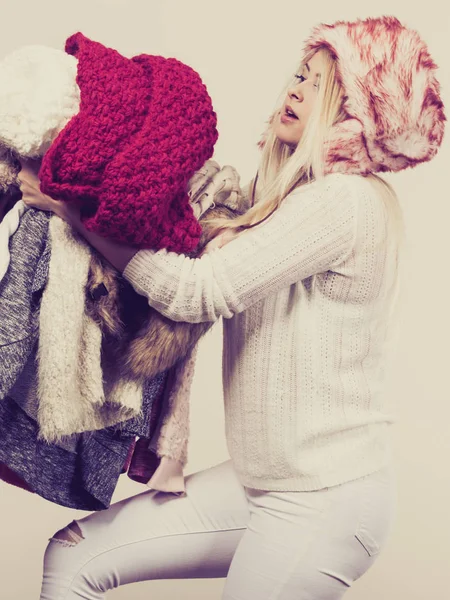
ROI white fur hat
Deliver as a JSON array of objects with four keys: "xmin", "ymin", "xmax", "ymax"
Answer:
[{"xmin": 0, "ymin": 45, "xmax": 80, "ymax": 157}]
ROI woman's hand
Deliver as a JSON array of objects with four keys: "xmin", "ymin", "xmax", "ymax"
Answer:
[
  {"xmin": 17, "ymin": 157, "xmax": 137, "ymax": 271},
  {"xmin": 17, "ymin": 159, "xmax": 72, "ymax": 220}
]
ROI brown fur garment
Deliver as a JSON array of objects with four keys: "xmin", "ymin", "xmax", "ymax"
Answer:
[{"xmin": 85, "ymin": 203, "xmax": 243, "ymax": 382}]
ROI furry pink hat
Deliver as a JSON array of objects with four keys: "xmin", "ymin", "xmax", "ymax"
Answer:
[{"xmin": 260, "ymin": 16, "xmax": 446, "ymax": 174}]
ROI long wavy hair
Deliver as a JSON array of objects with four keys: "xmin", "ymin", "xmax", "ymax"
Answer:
[{"xmin": 202, "ymin": 47, "xmax": 404, "ymax": 249}]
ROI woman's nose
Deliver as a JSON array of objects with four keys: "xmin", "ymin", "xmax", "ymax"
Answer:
[{"xmin": 288, "ymin": 88, "xmax": 303, "ymax": 103}]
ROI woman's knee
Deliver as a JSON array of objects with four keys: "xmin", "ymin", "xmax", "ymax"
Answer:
[
  {"xmin": 50, "ymin": 520, "xmax": 85, "ymax": 547},
  {"xmin": 42, "ymin": 520, "xmax": 109, "ymax": 599}
]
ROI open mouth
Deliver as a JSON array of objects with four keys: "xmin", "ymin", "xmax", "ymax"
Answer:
[{"xmin": 284, "ymin": 107, "xmax": 298, "ymax": 119}]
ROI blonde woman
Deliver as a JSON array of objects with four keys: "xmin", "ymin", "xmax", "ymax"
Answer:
[{"xmin": 20, "ymin": 15, "xmax": 445, "ymax": 600}]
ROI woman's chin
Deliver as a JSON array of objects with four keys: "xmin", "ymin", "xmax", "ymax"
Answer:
[
  {"xmin": 274, "ymin": 132, "xmax": 299, "ymax": 148},
  {"xmin": 274, "ymin": 123, "xmax": 301, "ymax": 147}
]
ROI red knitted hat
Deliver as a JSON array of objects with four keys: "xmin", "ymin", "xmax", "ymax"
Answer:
[
  {"xmin": 39, "ymin": 33, "xmax": 218, "ymax": 252},
  {"xmin": 259, "ymin": 16, "xmax": 445, "ymax": 175}
]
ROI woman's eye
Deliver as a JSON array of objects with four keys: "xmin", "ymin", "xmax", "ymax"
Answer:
[{"xmin": 294, "ymin": 74, "xmax": 306, "ymax": 83}]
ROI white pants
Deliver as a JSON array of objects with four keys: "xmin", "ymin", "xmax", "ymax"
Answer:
[{"xmin": 40, "ymin": 459, "xmax": 396, "ymax": 600}]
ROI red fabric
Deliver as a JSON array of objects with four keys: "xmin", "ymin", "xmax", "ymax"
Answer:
[
  {"xmin": 0, "ymin": 462, "xmax": 34, "ymax": 493},
  {"xmin": 39, "ymin": 32, "xmax": 218, "ymax": 252},
  {"xmin": 125, "ymin": 368, "xmax": 168, "ymax": 483},
  {"xmin": 127, "ymin": 438, "xmax": 161, "ymax": 484}
]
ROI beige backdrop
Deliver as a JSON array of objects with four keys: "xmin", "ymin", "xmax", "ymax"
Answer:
[{"xmin": 1, "ymin": 0, "xmax": 449, "ymax": 598}]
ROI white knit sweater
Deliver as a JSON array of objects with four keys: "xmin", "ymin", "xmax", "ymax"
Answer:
[{"xmin": 123, "ymin": 173, "xmax": 400, "ymax": 491}]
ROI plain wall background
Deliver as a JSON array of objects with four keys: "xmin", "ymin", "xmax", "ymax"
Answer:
[{"xmin": 0, "ymin": 1, "xmax": 449, "ymax": 598}]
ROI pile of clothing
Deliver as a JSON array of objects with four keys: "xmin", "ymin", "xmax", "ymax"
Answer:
[{"xmin": 0, "ymin": 33, "xmax": 248, "ymax": 510}]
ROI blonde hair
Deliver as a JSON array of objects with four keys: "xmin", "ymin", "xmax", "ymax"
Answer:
[{"xmin": 202, "ymin": 46, "xmax": 404, "ymax": 250}]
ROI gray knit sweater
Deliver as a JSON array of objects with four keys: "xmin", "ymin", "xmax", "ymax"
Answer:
[{"xmin": 0, "ymin": 208, "xmax": 167, "ymax": 509}]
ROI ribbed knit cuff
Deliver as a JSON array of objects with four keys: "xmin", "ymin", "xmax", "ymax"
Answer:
[{"xmin": 122, "ymin": 248, "xmax": 161, "ymax": 287}]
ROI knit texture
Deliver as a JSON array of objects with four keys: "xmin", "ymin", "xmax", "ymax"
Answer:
[
  {"xmin": 150, "ymin": 343, "xmax": 198, "ymax": 467},
  {"xmin": 259, "ymin": 16, "xmax": 446, "ymax": 174},
  {"xmin": 37, "ymin": 215, "xmax": 146, "ymax": 442},
  {"xmin": 125, "ymin": 343, "xmax": 199, "ymax": 495},
  {"xmin": 0, "ymin": 208, "xmax": 50, "ymax": 401},
  {"xmin": 0, "ymin": 396, "xmax": 135, "ymax": 510},
  {"xmin": 79, "ymin": 160, "xmax": 242, "ymax": 359},
  {"xmin": 1, "ymin": 372, "xmax": 168, "ymax": 509},
  {"xmin": 0, "ymin": 207, "xmax": 170, "ymax": 508},
  {"xmin": 144, "ymin": 342, "xmax": 199, "ymax": 494},
  {"xmin": 39, "ymin": 32, "xmax": 218, "ymax": 251},
  {"xmin": 123, "ymin": 173, "xmax": 400, "ymax": 490}
]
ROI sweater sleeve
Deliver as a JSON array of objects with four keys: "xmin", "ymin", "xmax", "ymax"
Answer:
[{"xmin": 122, "ymin": 174, "xmax": 358, "ymax": 323}]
